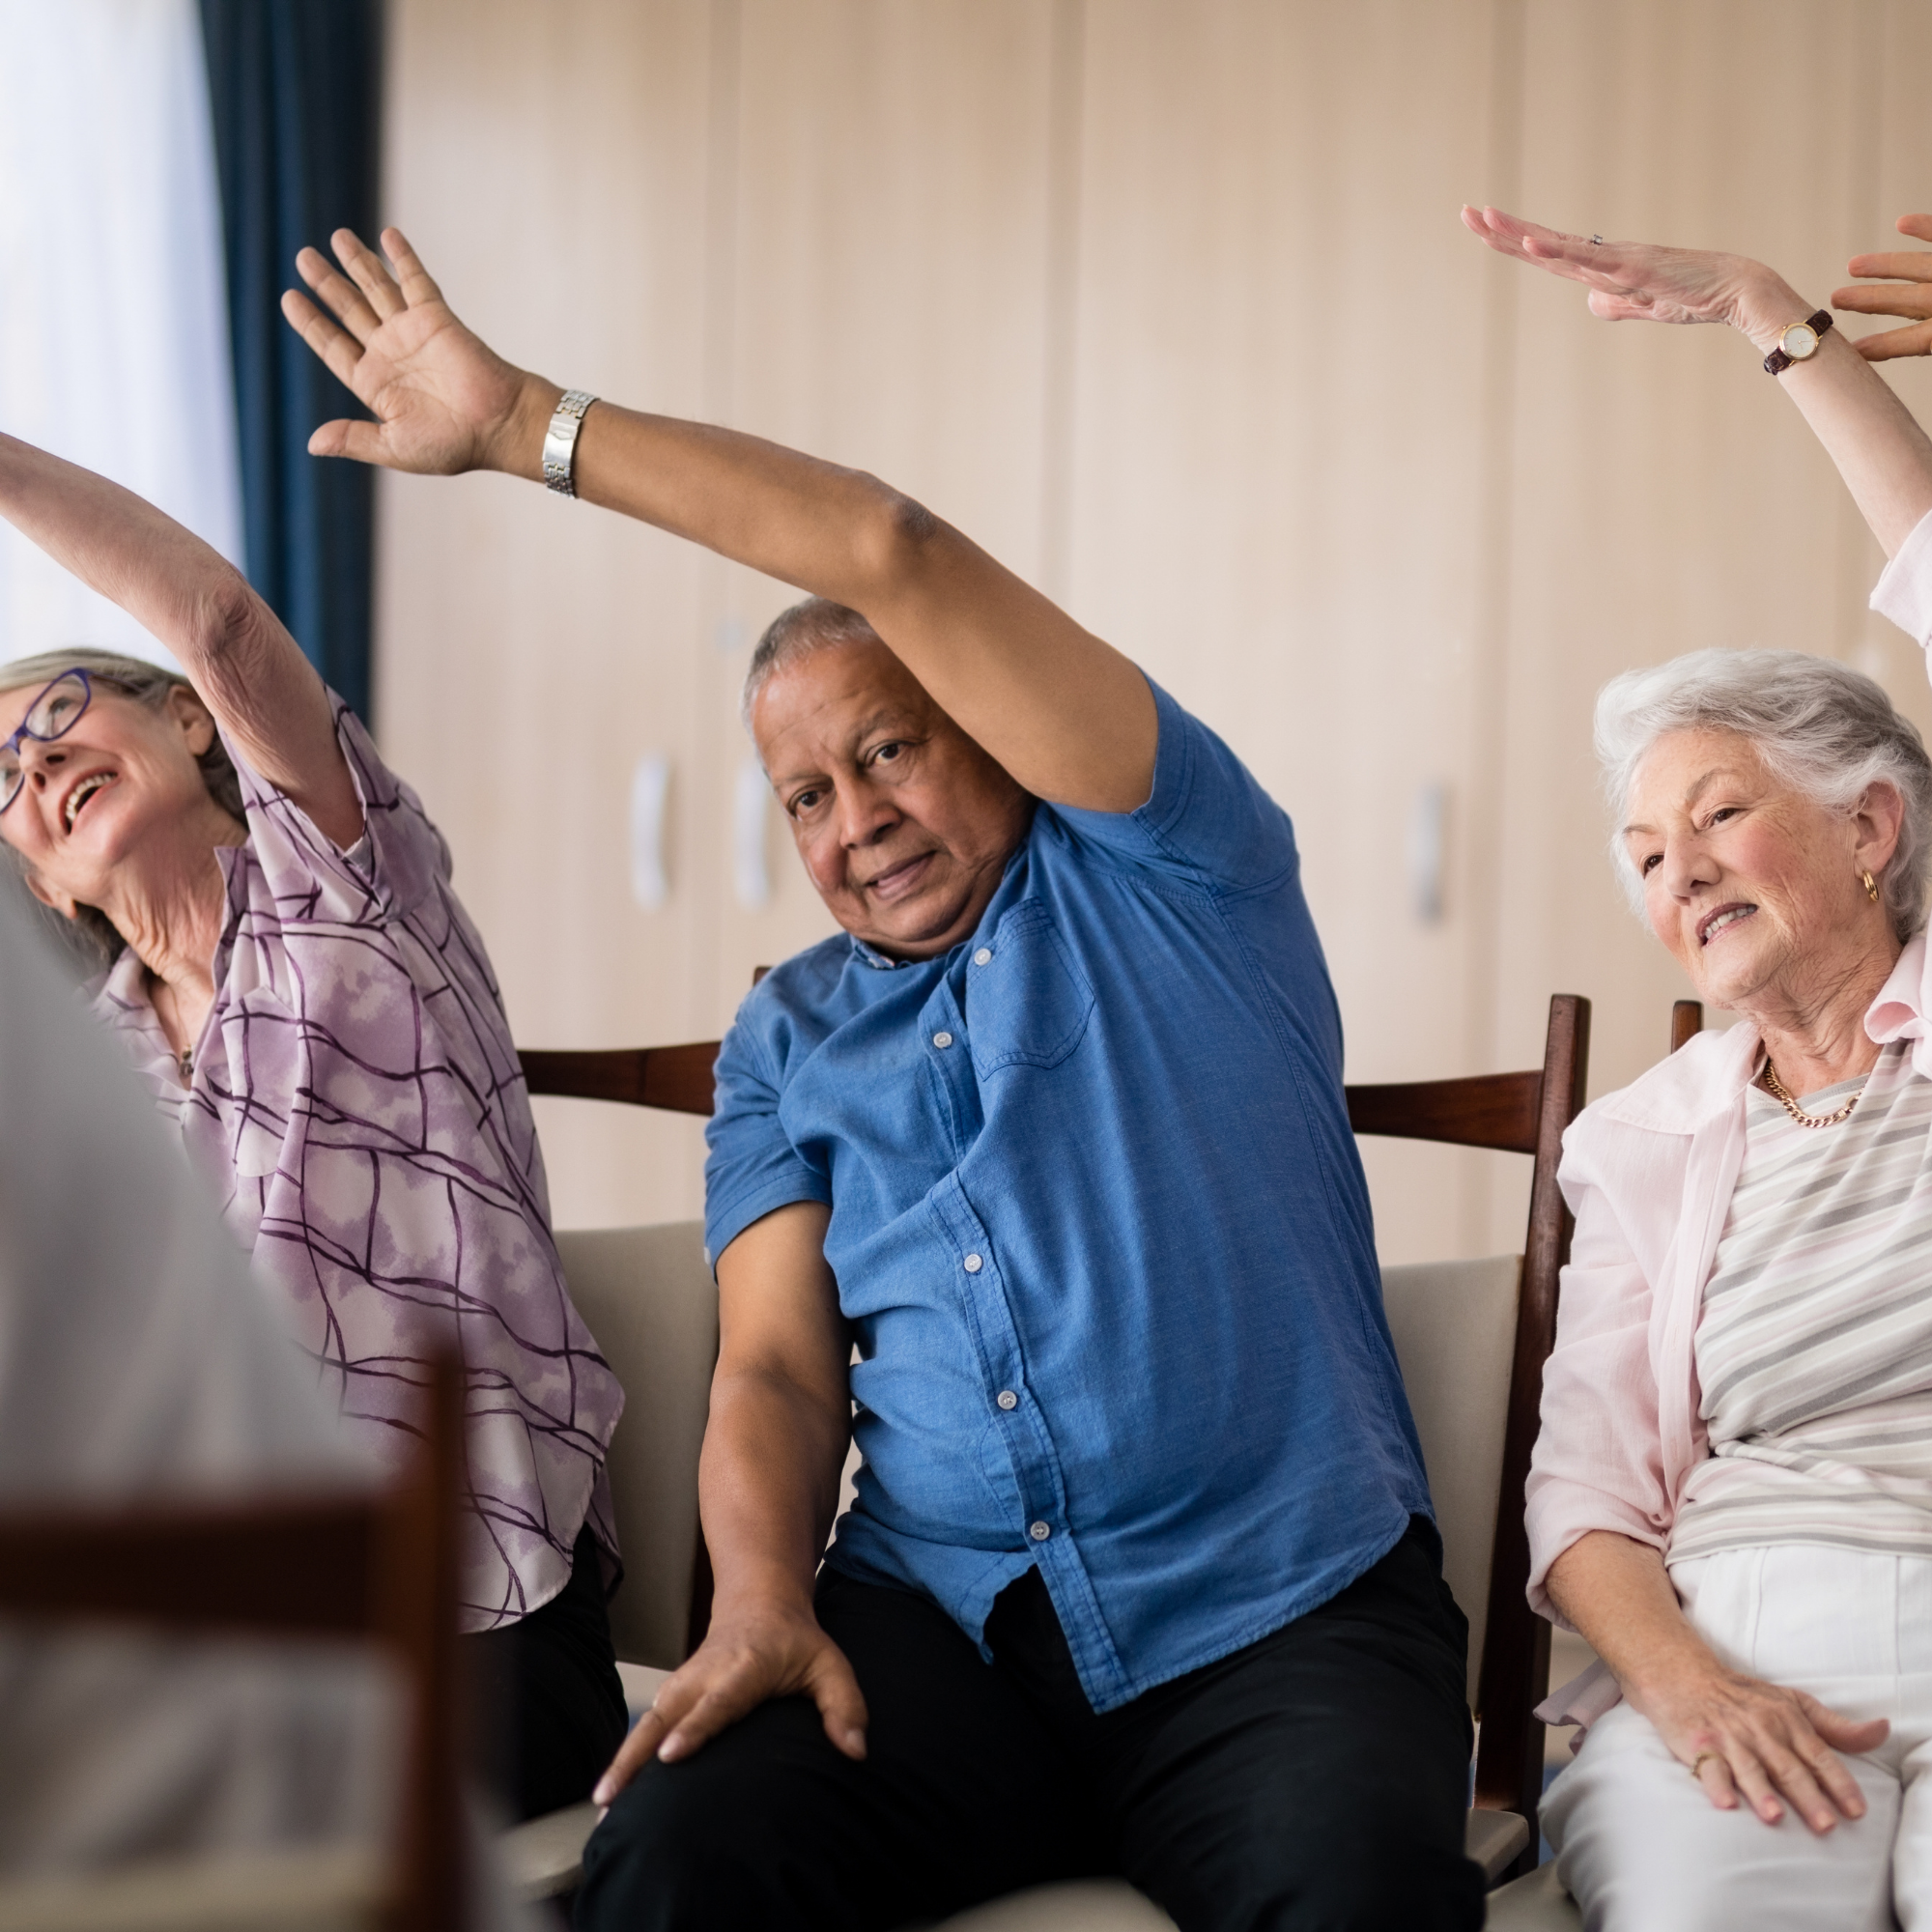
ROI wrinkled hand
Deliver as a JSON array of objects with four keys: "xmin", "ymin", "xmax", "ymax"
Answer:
[
  {"xmin": 1834, "ymin": 213, "xmax": 1932, "ymax": 362},
  {"xmin": 590, "ymin": 1600, "xmax": 867, "ymax": 1807},
  {"xmin": 1631, "ymin": 1657, "xmax": 1888, "ymax": 1833},
  {"xmin": 1462, "ymin": 206, "xmax": 1791, "ymax": 345},
  {"xmin": 279, "ymin": 228, "xmax": 546, "ymax": 474}
]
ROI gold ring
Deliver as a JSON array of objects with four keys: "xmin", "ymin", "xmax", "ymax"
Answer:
[{"xmin": 1689, "ymin": 1750, "xmax": 1721, "ymax": 1778}]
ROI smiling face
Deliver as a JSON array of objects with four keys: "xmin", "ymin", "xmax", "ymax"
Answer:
[
  {"xmin": 1624, "ymin": 725, "xmax": 1903, "ymax": 1014},
  {"xmin": 0, "ymin": 678, "xmax": 228, "ymax": 921},
  {"xmin": 752, "ymin": 638, "xmax": 1034, "ymax": 959}
]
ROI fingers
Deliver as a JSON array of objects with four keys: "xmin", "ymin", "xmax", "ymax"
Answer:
[
  {"xmin": 1849, "ymin": 320, "xmax": 1932, "ymax": 363},
  {"xmin": 590, "ymin": 1705, "xmax": 670, "ymax": 1807},
  {"xmin": 306, "ymin": 419, "xmax": 392, "ymax": 468},
  {"xmin": 655, "ymin": 1654, "xmax": 774, "ymax": 1764},
  {"xmin": 279, "ymin": 289, "xmax": 366, "ymax": 389},
  {"xmin": 1898, "ymin": 213, "xmax": 1932, "ymax": 245},
  {"xmin": 1801, "ymin": 1694, "xmax": 1890, "ymax": 1753},
  {"xmin": 382, "ymin": 227, "xmax": 445, "ymax": 308},
  {"xmin": 1833, "ymin": 281, "xmax": 1932, "ymax": 319},
  {"xmin": 292, "ymin": 245, "xmax": 385, "ymax": 348},
  {"xmin": 807, "ymin": 1649, "xmax": 869, "ymax": 1760},
  {"xmin": 1844, "ymin": 252, "xmax": 1932, "ymax": 286},
  {"xmin": 330, "ymin": 228, "xmax": 406, "ymax": 323}
]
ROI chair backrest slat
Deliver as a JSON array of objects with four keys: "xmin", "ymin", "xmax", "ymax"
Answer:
[{"xmin": 0, "ymin": 1358, "xmax": 467, "ymax": 1932}]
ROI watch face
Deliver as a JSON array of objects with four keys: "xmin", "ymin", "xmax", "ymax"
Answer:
[{"xmin": 1783, "ymin": 323, "xmax": 1820, "ymax": 360}]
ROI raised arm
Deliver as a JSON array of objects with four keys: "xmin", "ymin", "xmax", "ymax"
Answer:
[
  {"xmin": 1463, "ymin": 207, "xmax": 1932, "ymax": 559},
  {"xmin": 592, "ymin": 1201, "xmax": 865, "ymax": 1803},
  {"xmin": 0, "ymin": 437, "xmax": 360, "ymax": 844},
  {"xmin": 280, "ymin": 229, "xmax": 1156, "ymax": 812}
]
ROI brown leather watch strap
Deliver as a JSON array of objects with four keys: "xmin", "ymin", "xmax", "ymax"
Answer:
[{"xmin": 1764, "ymin": 309, "xmax": 1833, "ymax": 376}]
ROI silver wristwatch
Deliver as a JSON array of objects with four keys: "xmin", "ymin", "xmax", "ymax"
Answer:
[{"xmin": 541, "ymin": 389, "xmax": 597, "ymax": 496}]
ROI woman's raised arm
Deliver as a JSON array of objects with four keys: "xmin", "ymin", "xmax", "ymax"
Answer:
[
  {"xmin": 1463, "ymin": 206, "xmax": 1932, "ymax": 559},
  {"xmin": 0, "ymin": 437, "xmax": 360, "ymax": 844},
  {"xmin": 280, "ymin": 229, "xmax": 1156, "ymax": 815}
]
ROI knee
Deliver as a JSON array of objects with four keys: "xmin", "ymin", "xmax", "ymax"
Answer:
[{"xmin": 573, "ymin": 1700, "xmax": 851, "ymax": 1932}]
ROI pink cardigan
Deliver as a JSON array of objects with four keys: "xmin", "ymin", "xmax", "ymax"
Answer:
[{"xmin": 1530, "ymin": 510, "xmax": 1932, "ymax": 1725}]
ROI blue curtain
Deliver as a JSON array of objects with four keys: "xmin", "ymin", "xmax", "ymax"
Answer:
[{"xmin": 199, "ymin": 0, "xmax": 382, "ymax": 724}]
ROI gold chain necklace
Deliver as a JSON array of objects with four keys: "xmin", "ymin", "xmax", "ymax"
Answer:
[{"xmin": 1760, "ymin": 1056, "xmax": 1866, "ymax": 1129}]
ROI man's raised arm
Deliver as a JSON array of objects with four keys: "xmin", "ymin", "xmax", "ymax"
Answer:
[
  {"xmin": 591, "ymin": 1201, "xmax": 864, "ymax": 1803},
  {"xmin": 281, "ymin": 228, "xmax": 1156, "ymax": 812}
]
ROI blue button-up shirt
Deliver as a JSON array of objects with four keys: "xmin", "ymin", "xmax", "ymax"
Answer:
[{"xmin": 705, "ymin": 683, "xmax": 1432, "ymax": 1710}]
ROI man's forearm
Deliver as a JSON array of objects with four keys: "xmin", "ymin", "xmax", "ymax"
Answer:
[
  {"xmin": 488, "ymin": 375, "xmax": 923, "ymax": 615},
  {"xmin": 698, "ymin": 1366, "xmax": 851, "ymax": 1619}
]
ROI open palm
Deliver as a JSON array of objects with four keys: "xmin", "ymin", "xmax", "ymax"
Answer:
[{"xmin": 280, "ymin": 228, "xmax": 532, "ymax": 474}]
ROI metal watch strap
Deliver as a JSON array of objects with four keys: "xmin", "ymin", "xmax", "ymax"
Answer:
[
  {"xmin": 1763, "ymin": 309, "xmax": 1833, "ymax": 377},
  {"xmin": 541, "ymin": 389, "xmax": 597, "ymax": 496}
]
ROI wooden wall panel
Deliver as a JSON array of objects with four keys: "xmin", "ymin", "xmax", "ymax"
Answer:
[{"xmin": 379, "ymin": 0, "xmax": 1932, "ymax": 1259}]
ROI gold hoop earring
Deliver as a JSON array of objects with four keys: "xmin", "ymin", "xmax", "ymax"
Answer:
[{"xmin": 1863, "ymin": 869, "xmax": 1880, "ymax": 903}]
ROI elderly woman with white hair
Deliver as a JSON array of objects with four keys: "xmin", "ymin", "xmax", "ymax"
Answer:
[
  {"xmin": 0, "ymin": 436, "xmax": 627, "ymax": 1822},
  {"xmin": 1463, "ymin": 205, "xmax": 1932, "ymax": 1927}
]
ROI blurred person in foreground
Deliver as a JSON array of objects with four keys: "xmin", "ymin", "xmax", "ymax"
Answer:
[
  {"xmin": 0, "ymin": 882, "xmax": 386, "ymax": 1867},
  {"xmin": 1465, "ymin": 204, "xmax": 1932, "ymax": 1928},
  {"xmin": 0, "ymin": 890, "xmax": 528, "ymax": 1932},
  {"xmin": 283, "ymin": 225, "xmax": 1487, "ymax": 1932},
  {"xmin": 0, "ymin": 438, "xmax": 626, "ymax": 1821}
]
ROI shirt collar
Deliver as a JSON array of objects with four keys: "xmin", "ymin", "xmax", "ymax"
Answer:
[{"xmin": 850, "ymin": 935, "xmax": 905, "ymax": 970}]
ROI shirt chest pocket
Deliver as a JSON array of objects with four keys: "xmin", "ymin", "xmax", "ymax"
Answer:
[{"xmin": 964, "ymin": 902, "xmax": 1095, "ymax": 1078}]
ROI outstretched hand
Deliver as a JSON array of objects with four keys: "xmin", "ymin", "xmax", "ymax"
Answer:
[
  {"xmin": 280, "ymin": 228, "xmax": 550, "ymax": 475},
  {"xmin": 1461, "ymin": 206, "xmax": 1794, "ymax": 348},
  {"xmin": 1834, "ymin": 213, "xmax": 1932, "ymax": 362}
]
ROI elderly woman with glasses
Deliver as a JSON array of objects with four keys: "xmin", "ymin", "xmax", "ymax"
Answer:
[
  {"xmin": 1461, "ymin": 207, "xmax": 1932, "ymax": 1928},
  {"xmin": 0, "ymin": 436, "xmax": 626, "ymax": 1824}
]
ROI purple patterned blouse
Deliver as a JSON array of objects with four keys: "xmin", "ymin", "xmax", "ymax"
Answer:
[{"xmin": 95, "ymin": 701, "xmax": 622, "ymax": 1633}]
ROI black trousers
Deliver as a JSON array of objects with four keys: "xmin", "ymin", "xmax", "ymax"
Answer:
[
  {"xmin": 468, "ymin": 1526, "xmax": 629, "ymax": 1822},
  {"xmin": 575, "ymin": 1520, "xmax": 1485, "ymax": 1932}
]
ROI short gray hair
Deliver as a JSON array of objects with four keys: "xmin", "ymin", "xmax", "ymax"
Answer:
[
  {"xmin": 1596, "ymin": 647, "xmax": 1932, "ymax": 940},
  {"xmin": 740, "ymin": 598, "xmax": 881, "ymax": 731},
  {"xmin": 0, "ymin": 648, "xmax": 244, "ymax": 975}
]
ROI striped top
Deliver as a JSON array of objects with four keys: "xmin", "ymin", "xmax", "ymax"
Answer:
[{"xmin": 1670, "ymin": 1039, "xmax": 1932, "ymax": 1565}]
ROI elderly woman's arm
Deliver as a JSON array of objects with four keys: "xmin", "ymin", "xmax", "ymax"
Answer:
[
  {"xmin": 278, "ymin": 230, "xmax": 1156, "ymax": 815},
  {"xmin": 0, "ymin": 436, "xmax": 360, "ymax": 845},
  {"xmin": 1547, "ymin": 1530, "xmax": 1885, "ymax": 1834},
  {"xmin": 1463, "ymin": 208, "xmax": 1932, "ymax": 559}
]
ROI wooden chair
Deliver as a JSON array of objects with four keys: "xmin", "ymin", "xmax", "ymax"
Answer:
[
  {"xmin": 0, "ymin": 1357, "xmax": 466, "ymax": 1932},
  {"xmin": 505, "ymin": 993, "xmax": 1590, "ymax": 1911}
]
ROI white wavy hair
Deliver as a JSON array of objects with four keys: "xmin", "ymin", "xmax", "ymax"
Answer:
[{"xmin": 1595, "ymin": 648, "xmax": 1932, "ymax": 941}]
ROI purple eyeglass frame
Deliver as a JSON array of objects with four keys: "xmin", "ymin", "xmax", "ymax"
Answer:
[{"xmin": 0, "ymin": 668, "xmax": 95, "ymax": 814}]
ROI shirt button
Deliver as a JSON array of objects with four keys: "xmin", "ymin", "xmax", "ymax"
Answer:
[
  {"xmin": 973, "ymin": 948, "xmax": 992, "ymax": 966},
  {"xmin": 963, "ymin": 1253, "xmax": 983, "ymax": 1273},
  {"xmin": 932, "ymin": 1031, "xmax": 954, "ymax": 1049},
  {"xmin": 996, "ymin": 1389, "xmax": 1018, "ymax": 1410},
  {"xmin": 1029, "ymin": 1520, "xmax": 1052, "ymax": 1542}
]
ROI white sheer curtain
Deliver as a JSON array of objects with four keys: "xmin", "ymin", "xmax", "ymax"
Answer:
[{"xmin": 0, "ymin": 0, "xmax": 242, "ymax": 672}]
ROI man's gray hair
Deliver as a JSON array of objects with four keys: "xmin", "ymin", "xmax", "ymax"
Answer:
[
  {"xmin": 0, "ymin": 648, "xmax": 244, "ymax": 975},
  {"xmin": 1595, "ymin": 647, "xmax": 1932, "ymax": 940},
  {"xmin": 740, "ymin": 598, "xmax": 881, "ymax": 731}
]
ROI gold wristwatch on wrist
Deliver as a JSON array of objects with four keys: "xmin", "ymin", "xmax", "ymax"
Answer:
[{"xmin": 1763, "ymin": 310, "xmax": 1833, "ymax": 376}]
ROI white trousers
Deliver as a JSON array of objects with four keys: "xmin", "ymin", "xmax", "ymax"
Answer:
[{"xmin": 1544, "ymin": 1545, "xmax": 1932, "ymax": 1932}]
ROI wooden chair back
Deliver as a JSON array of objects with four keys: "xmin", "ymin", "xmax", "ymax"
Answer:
[
  {"xmin": 1672, "ymin": 999, "xmax": 1704, "ymax": 1053},
  {"xmin": 1343, "ymin": 995, "xmax": 1590, "ymax": 1862},
  {"xmin": 0, "ymin": 1358, "xmax": 466, "ymax": 1932}
]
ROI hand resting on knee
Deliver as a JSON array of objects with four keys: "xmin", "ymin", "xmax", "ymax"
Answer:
[
  {"xmin": 587, "ymin": 1203, "xmax": 869, "ymax": 1807},
  {"xmin": 1547, "ymin": 1531, "xmax": 1888, "ymax": 1834}
]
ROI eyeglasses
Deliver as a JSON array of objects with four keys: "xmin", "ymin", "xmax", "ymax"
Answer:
[{"xmin": 0, "ymin": 670, "xmax": 94, "ymax": 815}]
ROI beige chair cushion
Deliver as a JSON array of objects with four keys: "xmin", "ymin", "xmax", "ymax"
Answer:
[
  {"xmin": 1379, "ymin": 1255, "xmax": 1521, "ymax": 1707},
  {"xmin": 1482, "ymin": 1858, "xmax": 1581, "ymax": 1928},
  {"xmin": 0, "ymin": 1843, "xmax": 383, "ymax": 1932},
  {"xmin": 504, "ymin": 1804, "xmax": 1529, "ymax": 1911},
  {"xmin": 554, "ymin": 1224, "xmax": 719, "ymax": 1670}
]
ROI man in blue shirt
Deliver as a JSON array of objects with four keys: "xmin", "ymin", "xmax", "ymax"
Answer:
[{"xmin": 285, "ymin": 225, "xmax": 1484, "ymax": 1931}]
